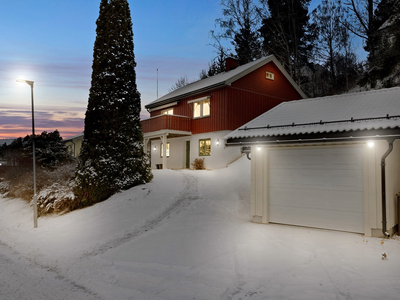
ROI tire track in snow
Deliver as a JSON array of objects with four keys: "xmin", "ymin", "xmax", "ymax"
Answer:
[
  {"xmin": 83, "ymin": 171, "xmax": 200, "ymax": 257},
  {"xmin": 0, "ymin": 241, "xmax": 102, "ymax": 300}
]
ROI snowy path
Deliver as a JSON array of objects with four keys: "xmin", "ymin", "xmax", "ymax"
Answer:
[
  {"xmin": 1, "ymin": 158, "xmax": 400, "ymax": 300},
  {"xmin": 83, "ymin": 171, "xmax": 200, "ymax": 257},
  {"xmin": 0, "ymin": 242, "xmax": 101, "ymax": 300}
]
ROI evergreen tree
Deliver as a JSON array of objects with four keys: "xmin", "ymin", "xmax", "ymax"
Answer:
[
  {"xmin": 75, "ymin": 0, "xmax": 152, "ymax": 206},
  {"xmin": 215, "ymin": 0, "xmax": 263, "ymax": 65},
  {"xmin": 259, "ymin": 0, "xmax": 315, "ymax": 85}
]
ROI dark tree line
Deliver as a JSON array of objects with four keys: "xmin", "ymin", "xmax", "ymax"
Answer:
[{"xmin": 0, "ymin": 130, "xmax": 72, "ymax": 169}]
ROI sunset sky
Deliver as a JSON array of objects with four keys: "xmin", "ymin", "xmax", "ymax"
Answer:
[{"xmin": 0, "ymin": 0, "xmax": 360, "ymax": 140}]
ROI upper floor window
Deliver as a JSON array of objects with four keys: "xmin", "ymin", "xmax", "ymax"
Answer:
[
  {"xmin": 161, "ymin": 108, "xmax": 173, "ymax": 115},
  {"xmin": 266, "ymin": 71, "xmax": 274, "ymax": 80},
  {"xmin": 193, "ymin": 99, "xmax": 210, "ymax": 118}
]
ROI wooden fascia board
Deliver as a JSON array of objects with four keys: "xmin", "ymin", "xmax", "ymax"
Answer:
[
  {"xmin": 225, "ymin": 128, "xmax": 400, "ymax": 146},
  {"xmin": 145, "ymin": 82, "xmax": 225, "ymax": 110},
  {"xmin": 225, "ymin": 55, "xmax": 307, "ymax": 99}
]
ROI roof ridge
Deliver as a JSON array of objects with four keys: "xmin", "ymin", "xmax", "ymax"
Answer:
[{"xmin": 281, "ymin": 87, "xmax": 400, "ymax": 105}]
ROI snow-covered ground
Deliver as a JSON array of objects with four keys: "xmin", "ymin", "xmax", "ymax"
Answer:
[{"xmin": 0, "ymin": 156, "xmax": 399, "ymax": 300}]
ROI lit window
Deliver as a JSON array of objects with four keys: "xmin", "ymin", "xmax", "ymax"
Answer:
[
  {"xmin": 266, "ymin": 71, "xmax": 274, "ymax": 80},
  {"xmin": 160, "ymin": 142, "xmax": 170, "ymax": 158},
  {"xmin": 199, "ymin": 139, "xmax": 211, "ymax": 156},
  {"xmin": 161, "ymin": 108, "xmax": 173, "ymax": 115},
  {"xmin": 193, "ymin": 99, "xmax": 210, "ymax": 118}
]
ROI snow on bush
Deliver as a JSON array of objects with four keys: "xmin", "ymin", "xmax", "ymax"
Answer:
[{"xmin": 1, "ymin": 161, "xmax": 81, "ymax": 215}]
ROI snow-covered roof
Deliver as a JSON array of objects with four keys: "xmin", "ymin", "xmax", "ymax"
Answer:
[
  {"xmin": 145, "ymin": 55, "xmax": 307, "ymax": 110},
  {"xmin": 226, "ymin": 87, "xmax": 400, "ymax": 140},
  {"xmin": 63, "ymin": 133, "xmax": 84, "ymax": 142}
]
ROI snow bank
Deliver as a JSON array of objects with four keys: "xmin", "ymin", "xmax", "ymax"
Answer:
[{"xmin": 0, "ymin": 156, "xmax": 399, "ymax": 300}]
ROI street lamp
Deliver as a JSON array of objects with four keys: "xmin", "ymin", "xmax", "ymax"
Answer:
[{"xmin": 17, "ymin": 79, "xmax": 37, "ymax": 228}]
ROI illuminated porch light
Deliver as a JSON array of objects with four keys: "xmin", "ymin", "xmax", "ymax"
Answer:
[
  {"xmin": 367, "ymin": 140, "xmax": 375, "ymax": 148},
  {"xmin": 153, "ymin": 145, "xmax": 157, "ymax": 151},
  {"xmin": 257, "ymin": 145, "xmax": 262, "ymax": 151},
  {"xmin": 216, "ymin": 139, "xmax": 220, "ymax": 146}
]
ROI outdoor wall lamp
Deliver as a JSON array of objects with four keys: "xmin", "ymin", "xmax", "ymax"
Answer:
[
  {"xmin": 154, "ymin": 145, "xmax": 157, "ymax": 151},
  {"xmin": 17, "ymin": 79, "xmax": 37, "ymax": 228},
  {"xmin": 367, "ymin": 140, "xmax": 375, "ymax": 148},
  {"xmin": 216, "ymin": 139, "xmax": 220, "ymax": 146},
  {"xmin": 257, "ymin": 145, "xmax": 262, "ymax": 151}
]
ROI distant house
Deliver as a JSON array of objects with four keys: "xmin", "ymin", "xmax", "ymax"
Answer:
[
  {"xmin": 64, "ymin": 133, "xmax": 83, "ymax": 157},
  {"xmin": 142, "ymin": 55, "xmax": 306, "ymax": 170},
  {"xmin": 225, "ymin": 87, "xmax": 400, "ymax": 237}
]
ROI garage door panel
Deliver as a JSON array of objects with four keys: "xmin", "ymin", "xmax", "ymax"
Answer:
[
  {"xmin": 268, "ymin": 146, "xmax": 364, "ymax": 233},
  {"xmin": 300, "ymin": 154, "xmax": 324, "ymax": 165},
  {"xmin": 270, "ymin": 169, "xmax": 363, "ymax": 191},
  {"xmin": 270, "ymin": 148, "xmax": 363, "ymax": 170},
  {"xmin": 269, "ymin": 205, "xmax": 364, "ymax": 233},
  {"xmin": 270, "ymin": 188, "xmax": 364, "ymax": 212}
]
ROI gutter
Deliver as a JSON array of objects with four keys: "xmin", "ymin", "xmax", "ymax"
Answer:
[
  {"xmin": 145, "ymin": 82, "xmax": 225, "ymax": 110},
  {"xmin": 225, "ymin": 134, "xmax": 400, "ymax": 147}
]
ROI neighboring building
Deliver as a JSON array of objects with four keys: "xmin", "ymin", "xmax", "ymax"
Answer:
[
  {"xmin": 142, "ymin": 55, "xmax": 306, "ymax": 170},
  {"xmin": 225, "ymin": 87, "xmax": 400, "ymax": 237},
  {"xmin": 64, "ymin": 133, "xmax": 84, "ymax": 157}
]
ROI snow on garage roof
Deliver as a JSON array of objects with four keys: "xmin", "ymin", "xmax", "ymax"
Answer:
[
  {"xmin": 226, "ymin": 87, "xmax": 400, "ymax": 140},
  {"xmin": 145, "ymin": 55, "xmax": 307, "ymax": 110}
]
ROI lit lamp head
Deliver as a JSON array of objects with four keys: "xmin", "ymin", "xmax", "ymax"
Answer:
[
  {"xmin": 367, "ymin": 140, "xmax": 375, "ymax": 148},
  {"xmin": 153, "ymin": 145, "xmax": 157, "ymax": 151},
  {"xmin": 16, "ymin": 79, "xmax": 34, "ymax": 87},
  {"xmin": 216, "ymin": 139, "xmax": 220, "ymax": 146}
]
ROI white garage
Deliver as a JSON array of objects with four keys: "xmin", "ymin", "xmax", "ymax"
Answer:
[
  {"xmin": 268, "ymin": 146, "xmax": 364, "ymax": 233},
  {"xmin": 225, "ymin": 87, "xmax": 400, "ymax": 237}
]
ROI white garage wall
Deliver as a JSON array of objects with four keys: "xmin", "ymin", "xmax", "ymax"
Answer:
[{"xmin": 250, "ymin": 141, "xmax": 400, "ymax": 237}]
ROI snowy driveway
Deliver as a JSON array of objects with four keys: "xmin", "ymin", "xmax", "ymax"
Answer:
[
  {"xmin": 1, "ymin": 157, "xmax": 400, "ymax": 300},
  {"xmin": 0, "ymin": 242, "xmax": 100, "ymax": 300}
]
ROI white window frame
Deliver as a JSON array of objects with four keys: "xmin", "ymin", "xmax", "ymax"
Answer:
[
  {"xmin": 199, "ymin": 138, "xmax": 211, "ymax": 156},
  {"xmin": 160, "ymin": 142, "xmax": 170, "ymax": 158},
  {"xmin": 192, "ymin": 98, "xmax": 210, "ymax": 119},
  {"xmin": 161, "ymin": 108, "xmax": 173, "ymax": 115},
  {"xmin": 266, "ymin": 71, "xmax": 274, "ymax": 80}
]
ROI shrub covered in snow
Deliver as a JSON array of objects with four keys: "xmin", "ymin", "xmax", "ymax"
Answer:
[
  {"xmin": 191, "ymin": 158, "xmax": 205, "ymax": 170},
  {"xmin": 1, "ymin": 161, "xmax": 81, "ymax": 215}
]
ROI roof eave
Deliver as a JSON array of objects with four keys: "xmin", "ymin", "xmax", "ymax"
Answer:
[
  {"xmin": 145, "ymin": 81, "xmax": 226, "ymax": 110},
  {"xmin": 225, "ymin": 128, "xmax": 400, "ymax": 147}
]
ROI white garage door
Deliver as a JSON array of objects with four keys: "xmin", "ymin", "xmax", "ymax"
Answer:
[{"xmin": 269, "ymin": 146, "xmax": 364, "ymax": 233}]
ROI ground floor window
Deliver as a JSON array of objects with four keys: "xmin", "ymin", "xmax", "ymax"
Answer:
[
  {"xmin": 199, "ymin": 139, "xmax": 211, "ymax": 156},
  {"xmin": 161, "ymin": 142, "xmax": 170, "ymax": 158}
]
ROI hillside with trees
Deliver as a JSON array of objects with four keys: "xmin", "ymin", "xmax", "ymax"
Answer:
[{"xmin": 176, "ymin": 0, "xmax": 400, "ymax": 97}]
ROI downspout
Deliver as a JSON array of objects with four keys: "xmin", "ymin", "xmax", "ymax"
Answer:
[{"xmin": 381, "ymin": 139, "xmax": 394, "ymax": 238}]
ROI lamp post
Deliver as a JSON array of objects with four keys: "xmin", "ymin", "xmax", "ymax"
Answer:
[{"xmin": 16, "ymin": 79, "xmax": 37, "ymax": 228}]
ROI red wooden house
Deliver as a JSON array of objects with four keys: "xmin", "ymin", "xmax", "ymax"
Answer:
[{"xmin": 142, "ymin": 55, "xmax": 306, "ymax": 169}]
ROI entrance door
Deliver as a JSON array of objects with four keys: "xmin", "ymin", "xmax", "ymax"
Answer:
[{"xmin": 186, "ymin": 141, "xmax": 190, "ymax": 168}]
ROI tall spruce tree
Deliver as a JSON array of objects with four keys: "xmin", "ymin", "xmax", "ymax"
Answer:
[{"xmin": 75, "ymin": 0, "xmax": 152, "ymax": 205}]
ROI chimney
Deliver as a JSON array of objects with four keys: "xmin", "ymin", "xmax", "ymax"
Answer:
[{"xmin": 225, "ymin": 57, "xmax": 238, "ymax": 72}]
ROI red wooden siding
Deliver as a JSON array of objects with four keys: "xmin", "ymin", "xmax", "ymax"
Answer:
[
  {"xmin": 224, "ymin": 87, "xmax": 285, "ymax": 130},
  {"xmin": 231, "ymin": 61, "xmax": 302, "ymax": 100},
  {"xmin": 143, "ymin": 61, "xmax": 303, "ymax": 135},
  {"xmin": 142, "ymin": 114, "xmax": 191, "ymax": 133}
]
